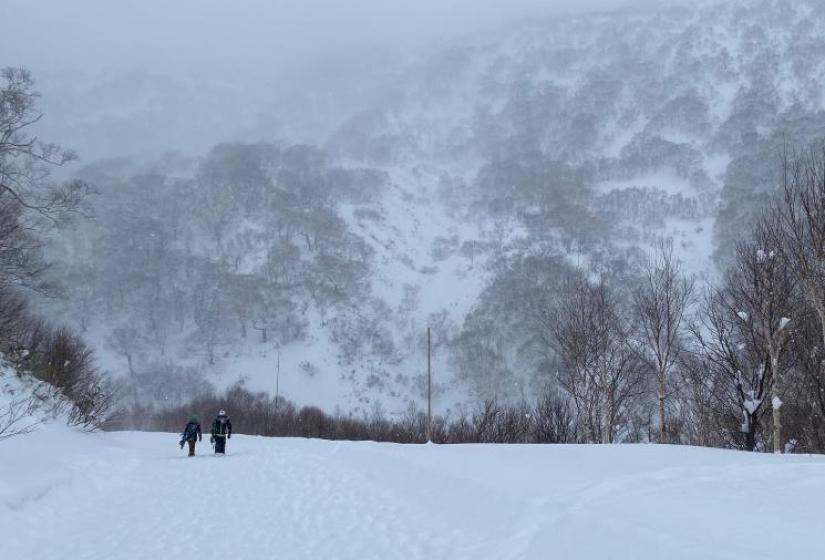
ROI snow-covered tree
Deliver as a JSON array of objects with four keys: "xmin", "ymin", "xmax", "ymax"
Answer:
[
  {"xmin": 774, "ymin": 142, "xmax": 825, "ymax": 439},
  {"xmin": 690, "ymin": 220, "xmax": 796, "ymax": 451}
]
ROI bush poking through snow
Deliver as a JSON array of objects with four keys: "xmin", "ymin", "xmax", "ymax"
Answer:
[
  {"xmin": 0, "ymin": 395, "xmax": 40, "ymax": 441},
  {"xmin": 23, "ymin": 329, "xmax": 116, "ymax": 430}
]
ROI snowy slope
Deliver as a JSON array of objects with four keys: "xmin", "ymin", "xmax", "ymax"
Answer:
[
  {"xmin": 207, "ymin": 163, "xmax": 490, "ymax": 414},
  {"xmin": 26, "ymin": 0, "xmax": 825, "ymax": 414},
  {"xmin": 208, "ymin": 0, "xmax": 825, "ymax": 410},
  {"xmin": 2, "ymin": 427, "xmax": 824, "ymax": 559}
]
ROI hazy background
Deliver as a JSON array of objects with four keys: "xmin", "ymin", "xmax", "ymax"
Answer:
[
  {"xmin": 2, "ymin": 0, "xmax": 634, "ymax": 80},
  {"xmin": 0, "ymin": 0, "xmax": 637, "ymax": 163},
  {"xmin": 10, "ymin": 0, "xmax": 820, "ymax": 419}
]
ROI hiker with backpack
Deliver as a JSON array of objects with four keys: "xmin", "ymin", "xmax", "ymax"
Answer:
[
  {"xmin": 210, "ymin": 409, "xmax": 232, "ymax": 454},
  {"xmin": 180, "ymin": 415, "xmax": 203, "ymax": 457}
]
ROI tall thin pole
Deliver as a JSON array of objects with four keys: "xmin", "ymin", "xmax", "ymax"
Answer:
[
  {"xmin": 427, "ymin": 327, "xmax": 432, "ymax": 443},
  {"xmin": 275, "ymin": 351, "xmax": 280, "ymax": 405}
]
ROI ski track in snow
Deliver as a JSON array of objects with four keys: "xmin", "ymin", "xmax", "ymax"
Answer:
[
  {"xmin": 3, "ymin": 431, "xmax": 825, "ymax": 560},
  {"xmin": 5, "ymin": 434, "xmax": 461, "ymax": 560}
]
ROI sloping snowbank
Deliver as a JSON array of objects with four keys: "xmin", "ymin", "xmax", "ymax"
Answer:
[
  {"xmin": 0, "ymin": 367, "xmax": 42, "ymax": 441},
  {"xmin": 0, "ymin": 368, "xmax": 119, "ymax": 514},
  {"xmin": 2, "ymin": 428, "xmax": 823, "ymax": 560}
]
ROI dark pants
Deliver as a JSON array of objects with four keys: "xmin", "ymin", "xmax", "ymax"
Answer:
[
  {"xmin": 187, "ymin": 440, "xmax": 196, "ymax": 457},
  {"xmin": 214, "ymin": 436, "xmax": 226, "ymax": 454}
]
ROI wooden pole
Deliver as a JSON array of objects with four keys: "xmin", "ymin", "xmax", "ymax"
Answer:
[
  {"xmin": 427, "ymin": 327, "xmax": 432, "ymax": 443},
  {"xmin": 275, "ymin": 351, "xmax": 280, "ymax": 405}
]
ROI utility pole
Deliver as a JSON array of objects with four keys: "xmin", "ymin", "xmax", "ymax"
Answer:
[
  {"xmin": 275, "ymin": 351, "xmax": 280, "ymax": 407},
  {"xmin": 426, "ymin": 327, "xmax": 432, "ymax": 443}
]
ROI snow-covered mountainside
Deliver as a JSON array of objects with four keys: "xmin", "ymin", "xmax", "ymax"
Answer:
[
  {"xmin": 37, "ymin": 0, "xmax": 825, "ymax": 414},
  {"xmin": 3, "ymin": 427, "xmax": 824, "ymax": 559}
]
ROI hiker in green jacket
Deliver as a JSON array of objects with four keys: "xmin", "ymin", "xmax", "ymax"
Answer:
[{"xmin": 180, "ymin": 415, "xmax": 202, "ymax": 457}]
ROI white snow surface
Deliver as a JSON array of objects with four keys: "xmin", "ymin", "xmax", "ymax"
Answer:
[{"xmin": 2, "ymin": 425, "xmax": 824, "ymax": 560}]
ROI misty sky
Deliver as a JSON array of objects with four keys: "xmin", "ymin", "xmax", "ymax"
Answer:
[
  {"xmin": 1, "ymin": 0, "xmax": 635, "ymax": 77},
  {"xmin": 1, "ymin": 0, "xmax": 646, "ymax": 163}
]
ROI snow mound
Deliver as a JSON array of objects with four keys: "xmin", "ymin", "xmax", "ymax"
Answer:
[{"xmin": 2, "ymin": 429, "xmax": 823, "ymax": 559}]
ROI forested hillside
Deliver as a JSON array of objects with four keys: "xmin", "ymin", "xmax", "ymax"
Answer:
[{"xmin": 8, "ymin": 0, "xmax": 823, "ymax": 449}]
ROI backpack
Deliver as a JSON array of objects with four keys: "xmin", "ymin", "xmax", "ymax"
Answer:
[
  {"xmin": 184, "ymin": 421, "xmax": 199, "ymax": 441},
  {"xmin": 214, "ymin": 416, "xmax": 229, "ymax": 436}
]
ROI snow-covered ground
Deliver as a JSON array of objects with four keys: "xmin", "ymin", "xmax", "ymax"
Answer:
[{"xmin": 2, "ymin": 424, "xmax": 823, "ymax": 560}]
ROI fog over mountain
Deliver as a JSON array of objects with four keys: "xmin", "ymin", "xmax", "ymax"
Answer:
[
  {"xmin": 1, "ymin": 0, "xmax": 634, "ymax": 160},
  {"xmin": 3, "ymin": 1, "xmax": 632, "ymax": 74},
  {"xmin": 3, "ymin": 0, "xmax": 825, "ymax": 418}
]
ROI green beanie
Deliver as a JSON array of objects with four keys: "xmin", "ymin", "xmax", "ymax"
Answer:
[{"xmin": 190, "ymin": 414, "xmax": 198, "ymax": 421}]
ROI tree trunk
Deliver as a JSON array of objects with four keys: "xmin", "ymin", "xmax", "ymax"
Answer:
[
  {"xmin": 583, "ymin": 402, "xmax": 595, "ymax": 444},
  {"xmin": 745, "ymin": 420, "xmax": 756, "ymax": 452},
  {"xmin": 605, "ymin": 385, "xmax": 616, "ymax": 444},
  {"xmin": 658, "ymin": 368, "xmax": 666, "ymax": 443},
  {"xmin": 772, "ymin": 404, "xmax": 782, "ymax": 453},
  {"xmin": 771, "ymin": 353, "xmax": 782, "ymax": 454}
]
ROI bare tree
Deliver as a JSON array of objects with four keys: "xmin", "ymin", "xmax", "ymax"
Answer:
[
  {"xmin": 553, "ymin": 274, "xmax": 646, "ymax": 443},
  {"xmin": 774, "ymin": 141, "xmax": 825, "ymax": 430},
  {"xmin": 0, "ymin": 68, "xmax": 87, "ymax": 220},
  {"xmin": 252, "ymin": 316, "xmax": 269, "ymax": 344},
  {"xmin": 690, "ymin": 287, "xmax": 766, "ymax": 451},
  {"xmin": 226, "ymin": 273, "xmax": 261, "ymax": 339},
  {"xmin": 744, "ymin": 219, "xmax": 796, "ymax": 452},
  {"xmin": 39, "ymin": 328, "xmax": 115, "ymax": 429},
  {"xmin": 0, "ymin": 67, "xmax": 92, "ymax": 382},
  {"xmin": 0, "ymin": 394, "xmax": 41, "ymax": 440},
  {"xmin": 532, "ymin": 387, "xmax": 577, "ymax": 443},
  {"xmin": 192, "ymin": 279, "xmax": 223, "ymax": 366},
  {"xmin": 783, "ymin": 309, "xmax": 825, "ymax": 451},
  {"xmin": 107, "ymin": 324, "xmax": 142, "ymax": 376},
  {"xmin": 632, "ymin": 239, "xmax": 694, "ymax": 442},
  {"xmin": 676, "ymin": 351, "xmax": 719, "ymax": 447},
  {"xmin": 0, "ymin": 286, "xmax": 29, "ymax": 345},
  {"xmin": 690, "ymin": 225, "xmax": 795, "ymax": 451}
]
